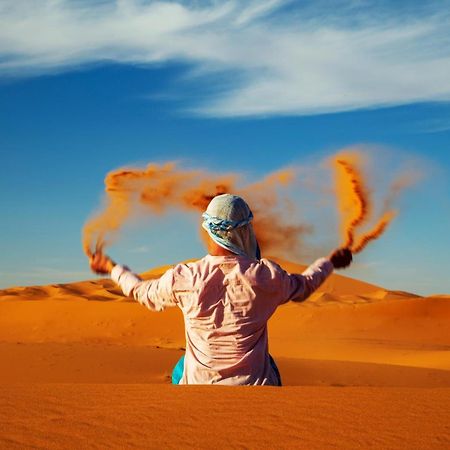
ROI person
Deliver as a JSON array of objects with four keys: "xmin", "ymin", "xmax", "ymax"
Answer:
[{"xmin": 89, "ymin": 193, "xmax": 352, "ymax": 385}]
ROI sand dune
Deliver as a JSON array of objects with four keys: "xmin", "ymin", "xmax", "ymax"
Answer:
[{"xmin": 0, "ymin": 258, "xmax": 449, "ymax": 449}]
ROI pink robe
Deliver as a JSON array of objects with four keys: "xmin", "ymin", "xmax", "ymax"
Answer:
[{"xmin": 111, "ymin": 255, "xmax": 333, "ymax": 385}]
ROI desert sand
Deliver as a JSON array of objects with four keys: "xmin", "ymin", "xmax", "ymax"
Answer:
[{"xmin": 0, "ymin": 258, "xmax": 449, "ymax": 449}]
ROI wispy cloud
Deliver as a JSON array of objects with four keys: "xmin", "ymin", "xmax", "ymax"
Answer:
[
  {"xmin": 129, "ymin": 245, "xmax": 151, "ymax": 254},
  {"xmin": 1, "ymin": 0, "xmax": 450, "ymax": 117},
  {"xmin": 418, "ymin": 118, "xmax": 450, "ymax": 133}
]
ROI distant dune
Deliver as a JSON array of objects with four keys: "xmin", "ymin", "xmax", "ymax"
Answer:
[
  {"xmin": 0, "ymin": 258, "xmax": 449, "ymax": 449},
  {"xmin": 0, "ymin": 256, "xmax": 388, "ymax": 300}
]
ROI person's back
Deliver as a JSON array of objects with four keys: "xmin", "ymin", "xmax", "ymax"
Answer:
[
  {"xmin": 175, "ymin": 254, "xmax": 284, "ymax": 385},
  {"xmin": 111, "ymin": 251, "xmax": 333, "ymax": 384},
  {"xmin": 90, "ymin": 193, "xmax": 352, "ymax": 385}
]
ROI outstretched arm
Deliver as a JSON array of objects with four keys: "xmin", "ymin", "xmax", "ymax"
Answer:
[
  {"xmin": 277, "ymin": 248, "xmax": 352, "ymax": 304},
  {"xmin": 89, "ymin": 253, "xmax": 177, "ymax": 311}
]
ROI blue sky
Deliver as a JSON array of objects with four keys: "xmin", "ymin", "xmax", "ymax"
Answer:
[{"xmin": 0, "ymin": 0, "xmax": 449, "ymax": 295}]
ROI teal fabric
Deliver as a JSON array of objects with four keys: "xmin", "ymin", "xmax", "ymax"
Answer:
[
  {"xmin": 171, "ymin": 355, "xmax": 185, "ymax": 385},
  {"xmin": 171, "ymin": 354, "xmax": 282, "ymax": 386}
]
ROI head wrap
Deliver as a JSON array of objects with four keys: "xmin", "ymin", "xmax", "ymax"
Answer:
[{"xmin": 202, "ymin": 194, "xmax": 260, "ymax": 259}]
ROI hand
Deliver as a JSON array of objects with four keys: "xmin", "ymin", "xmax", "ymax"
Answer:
[
  {"xmin": 329, "ymin": 248, "xmax": 352, "ymax": 269},
  {"xmin": 89, "ymin": 253, "xmax": 115, "ymax": 275}
]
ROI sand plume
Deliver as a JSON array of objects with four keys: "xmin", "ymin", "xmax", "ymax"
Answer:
[
  {"xmin": 82, "ymin": 163, "xmax": 310, "ymax": 258},
  {"xmin": 83, "ymin": 150, "xmax": 418, "ymax": 259},
  {"xmin": 333, "ymin": 152, "xmax": 370, "ymax": 249},
  {"xmin": 351, "ymin": 210, "xmax": 397, "ymax": 253},
  {"xmin": 332, "ymin": 150, "xmax": 418, "ymax": 254}
]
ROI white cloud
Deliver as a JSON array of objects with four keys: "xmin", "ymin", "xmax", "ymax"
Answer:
[{"xmin": 1, "ymin": 0, "xmax": 450, "ymax": 117}]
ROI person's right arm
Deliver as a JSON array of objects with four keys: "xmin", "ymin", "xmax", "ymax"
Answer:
[
  {"xmin": 266, "ymin": 248, "xmax": 352, "ymax": 304},
  {"xmin": 278, "ymin": 257, "xmax": 333, "ymax": 303}
]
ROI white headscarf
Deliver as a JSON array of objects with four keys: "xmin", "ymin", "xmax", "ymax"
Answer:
[{"xmin": 202, "ymin": 194, "xmax": 260, "ymax": 259}]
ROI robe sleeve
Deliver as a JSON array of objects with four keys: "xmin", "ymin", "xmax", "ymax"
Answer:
[
  {"xmin": 111, "ymin": 265, "xmax": 178, "ymax": 311},
  {"xmin": 266, "ymin": 258, "xmax": 334, "ymax": 305}
]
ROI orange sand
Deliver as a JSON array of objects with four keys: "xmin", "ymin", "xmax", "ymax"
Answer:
[
  {"xmin": 82, "ymin": 163, "xmax": 307, "ymax": 259},
  {"xmin": 333, "ymin": 152, "xmax": 402, "ymax": 253},
  {"xmin": 1, "ymin": 259, "xmax": 449, "ymax": 449}
]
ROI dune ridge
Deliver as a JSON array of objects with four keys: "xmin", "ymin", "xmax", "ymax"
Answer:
[
  {"xmin": 0, "ymin": 257, "xmax": 405, "ymax": 302},
  {"xmin": 0, "ymin": 257, "xmax": 448, "ymax": 370}
]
